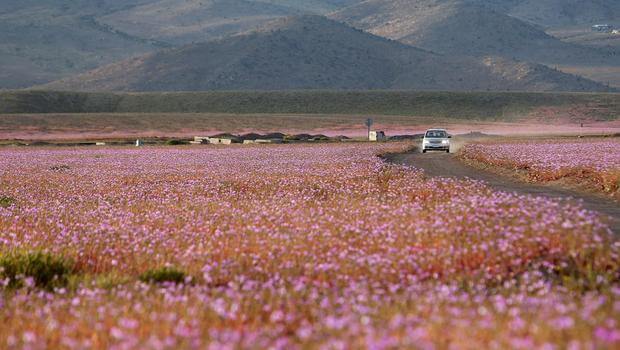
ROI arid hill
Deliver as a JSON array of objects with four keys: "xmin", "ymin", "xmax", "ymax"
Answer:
[
  {"xmin": 42, "ymin": 16, "xmax": 611, "ymax": 92},
  {"xmin": 330, "ymin": 0, "xmax": 620, "ymax": 87},
  {"xmin": 204, "ymin": 0, "xmax": 362, "ymax": 14},
  {"xmin": 3, "ymin": 0, "xmax": 618, "ymax": 90},
  {"xmin": 96, "ymin": 1, "xmax": 370, "ymax": 45},
  {"xmin": 0, "ymin": 0, "xmax": 360, "ymax": 89},
  {"xmin": 401, "ymin": 0, "xmax": 620, "ymax": 28},
  {"xmin": 97, "ymin": 0, "xmax": 298, "ymax": 45},
  {"xmin": 0, "ymin": 0, "xmax": 159, "ymax": 89},
  {"xmin": 330, "ymin": 0, "xmax": 617, "ymax": 66},
  {"xmin": 497, "ymin": 0, "xmax": 620, "ymax": 27}
]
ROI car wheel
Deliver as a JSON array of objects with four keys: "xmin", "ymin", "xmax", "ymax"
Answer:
[
  {"xmin": 422, "ymin": 149, "xmax": 427, "ymax": 153},
  {"xmin": 446, "ymin": 150, "xmax": 450, "ymax": 153}
]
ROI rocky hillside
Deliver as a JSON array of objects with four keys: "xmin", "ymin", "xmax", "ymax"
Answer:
[{"xmin": 42, "ymin": 16, "xmax": 611, "ymax": 92}]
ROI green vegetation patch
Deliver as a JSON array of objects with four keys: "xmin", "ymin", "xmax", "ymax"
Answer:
[
  {"xmin": 0, "ymin": 251, "xmax": 75, "ymax": 290},
  {"xmin": 0, "ymin": 196, "xmax": 15, "ymax": 208},
  {"xmin": 165, "ymin": 139, "xmax": 188, "ymax": 145},
  {"xmin": 2, "ymin": 90, "xmax": 619, "ymax": 121},
  {"xmin": 139, "ymin": 267, "xmax": 188, "ymax": 285},
  {"xmin": 49, "ymin": 165, "xmax": 71, "ymax": 171}
]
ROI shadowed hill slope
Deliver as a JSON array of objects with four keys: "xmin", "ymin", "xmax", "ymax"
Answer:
[{"xmin": 41, "ymin": 16, "xmax": 612, "ymax": 92}]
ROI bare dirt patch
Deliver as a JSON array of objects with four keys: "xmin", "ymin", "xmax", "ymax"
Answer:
[{"xmin": 1, "ymin": 113, "xmax": 619, "ymax": 142}]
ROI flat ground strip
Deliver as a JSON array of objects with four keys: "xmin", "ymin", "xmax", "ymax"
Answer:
[{"xmin": 0, "ymin": 143, "xmax": 618, "ymax": 348}]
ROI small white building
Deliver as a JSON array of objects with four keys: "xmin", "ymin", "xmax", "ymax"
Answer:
[
  {"xmin": 191, "ymin": 136, "xmax": 208, "ymax": 144},
  {"xmin": 369, "ymin": 131, "xmax": 387, "ymax": 142},
  {"xmin": 207, "ymin": 138, "xmax": 233, "ymax": 145},
  {"xmin": 192, "ymin": 136, "xmax": 233, "ymax": 145},
  {"xmin": 243, "ymin": 139, "xmax": 283, "ymax": 145},
  {"xmin": 256, "ymin": 139, "xmax": 283, "ymax": 144}
]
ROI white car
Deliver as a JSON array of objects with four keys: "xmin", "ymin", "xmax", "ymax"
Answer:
[{"xmin": 422, "ymin": 129, "xmax": 451, "ymax": 153}]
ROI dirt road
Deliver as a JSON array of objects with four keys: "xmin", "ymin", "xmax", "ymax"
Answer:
[{"xmin": 387, "ymin": 151, "xmax": 620, "ymax": 235}]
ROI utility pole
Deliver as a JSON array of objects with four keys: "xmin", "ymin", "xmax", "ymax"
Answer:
[{"xmin": 365, "ymin": 118, "xmax": 374, "ymax": 140}]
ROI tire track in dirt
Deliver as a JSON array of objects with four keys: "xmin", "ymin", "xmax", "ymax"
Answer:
[{"xmin": 386, "ymin": 150, "xmax": 620, "ymax": 235}]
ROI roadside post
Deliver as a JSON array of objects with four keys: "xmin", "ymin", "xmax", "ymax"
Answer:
[{"xmin": 365, "ymin": 118, "xmax": 374, "ymax": 141}]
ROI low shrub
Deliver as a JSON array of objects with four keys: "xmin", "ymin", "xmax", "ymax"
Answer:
[
  {"xmin": 0, "ymin": 196, "xmax": 14, "ymax": 208},
  {"xmin": 92, "ymin": 274, "xmax": 131, "ymax": 290},
  {"xmin": 139, "ymin": 267, "xmax": 188, "ymax": 284},
  {"xmin": 165, "ymin": 139, "xmax": 187, "ymax": 145},
  {"xmin": 0, "ymin": 251, "xmax": 74, "ymax": 290},
  {"xmin": 49, "ymin": 165, "xmax": 70, "ymax": 171},
  {"xmin": 311, "ymin": 134, "xmax": 330, "ymax": 141}
]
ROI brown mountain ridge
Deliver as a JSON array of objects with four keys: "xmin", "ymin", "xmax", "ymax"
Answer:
[
  {"xmin": 4, "ymin": 0, "xmax": 619, "ymax": 89},
  {"xmin": 42, "ymin": 16, "xmax": 612, "ymax": 92}
]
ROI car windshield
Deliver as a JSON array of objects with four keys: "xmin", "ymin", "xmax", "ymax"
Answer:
[{"xmin": 425, "ymin": 131, "xmax": 447, "ymax": 138}]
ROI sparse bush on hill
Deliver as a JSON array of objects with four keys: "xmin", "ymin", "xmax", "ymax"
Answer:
[
  {"xmin": 139, "ymin": 267, "xmax": 188, "ymax": 285},
  {"xmin": 0, "ymin": 252, "xmax": 74, "ymax": 290}
]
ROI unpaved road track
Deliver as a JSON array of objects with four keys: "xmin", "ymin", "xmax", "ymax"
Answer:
[{"xmin": 387, "ymin": 151, "xmax": 620, "ymax": 235}]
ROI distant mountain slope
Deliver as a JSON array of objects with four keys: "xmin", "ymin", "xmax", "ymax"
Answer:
[
  {"xmin": 97, "ymin": 0, "xmax": 298, "ymax": 45},
  {"xmin": 330, "ymin": 0, "xmax": 617, "ymax": 66},
  {"xmin": 250, "ymin": 0, "xmax": 362, "ymax": 13},
  {"xmin": 42, "ymin": 16, "xmax": 611, "ymax": 92},
  {"xmin": 0, "ymin": 0, "xmax": 152, "ymax": 14},
  {"xmin": 0, "ymin": 0, "xmax": 160, "ymax": 89},
  {"xmin": 0, "ymin": 0, "xmax": 365, "ymax": 88},
  {"xmin": 420, "ymin": 0, "xmax": 620, "ymax": 28},
  {"xmin": 3, "ymin": 0, "xmax": 616, "ymax": 90},
  {"xmin": 502, "ymin": 0, "xmax": 620, "ymax": 28},
  {"xmin": 97, "ymin": 0, "xmax": 366, "ymax": 45}
]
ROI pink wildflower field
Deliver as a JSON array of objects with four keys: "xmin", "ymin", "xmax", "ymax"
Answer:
[
  {"xmin": 0, "ymin": 143, "xmax": 619, "ymax": 349},
  {"xmin": 459, "ymin": 139, "xmax": 620, "ymax": 198}
]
